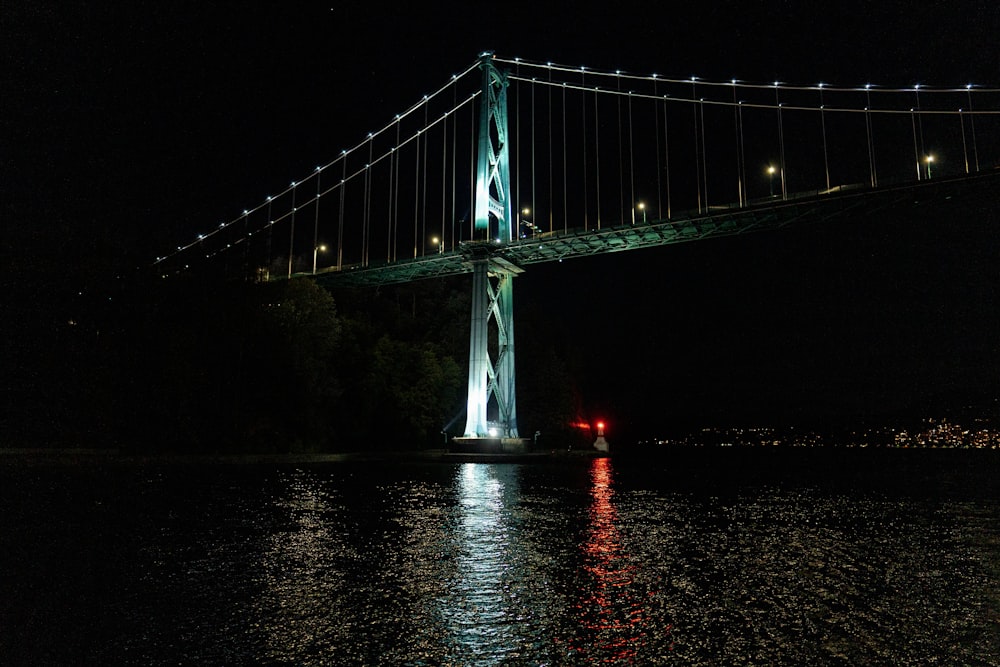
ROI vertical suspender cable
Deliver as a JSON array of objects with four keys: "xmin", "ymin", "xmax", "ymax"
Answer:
[
  {"xmin": 594, "ymin": 87, "xmax": 601, "ymax": 229},
  {"xmin": 531, "ymin": 80, "xmax": 536, "ymax": 236},
  {"xmin": 337, "ymin": 157, "xmax": 345, "ymax": 270},
  {"xmin": 422, "ymin": 101, "xmax": 429, "ymax": 254},
  {"xmin": 700, "ymin": 97, "xmax": 708, "ymax": 209},
  {"xmin": 470, "ymin": 98, "xmax": 475, "ymax": 241},
  {"xmin": 394, "ymin": 122, "xmax": 401, "ymax": 260},
  {"xmin": 617, "ymin": 73, "xmax": 625, "ymax": 224},
  {"xmin": 865, "ymin": 87, "xmax": 877, "ymax": 187},
  {"xmin": 914, "ymin": 86, "xmax": 925, "ymax": 162},
  {"xmin": 738, "ymin": 101, "xmax": 746, "ymax": 205},
  {"xmin": 967, "ymin": 87, "xmax": 980, "ymax": 172},
  {"xmin": 364, "ymin": 138, "xmax": 373, "ymax": 265},
  {"xmin": 562, "ymin": 82, "xmax": 568, "ymax": 233},
  {"xmin": 414, "ymin": 128, "xmax": 420, "ymax": 256},
  {"xmin": 819, "ymin": 85, "xmax": 830, "ymax": 192},
  {"xmin": 442, "ymin": 111, "xmax": 447, "ymax": 248},
  {"xmin": 312, "ymin": 169, "xmax": 321, "ymax": 273},
  {"xmin": 451, "ymin": 82, "xmax": 457, "ymax": 249},
  {"xmin": 287, "ymin": 183, "xmax": 296, "ymax": 279},
  {"xmin": 548, "ymin": 65, "xmax": 553, "ymax": 233},
  {"xmin": 776, "ymin": 85, "xmax": 786, "ymax": 200},
  {"xmin": 515, "ymin": 63, "xmax": 520, "ymax": 237},
  {"xmin": 628, "ymin": 91, "xmax": 635, "ymax": 223},
  {"xmin": 241, "ymin": 211, "xmax": 249, "ymax": 280},
  {"xmin": 959, "ymin": 107, "xmax": 970, "ymax": 174},
  {"xmin": 265, "ymin": 198, "xmax": 273, "ymax": 274},
  {"xmin": 655, "ymin": 80, "xmax": 662, "ymax": 218},
  {"xmin": 910, "ymin": 109, "xmax": 921, "ymax": 180},
  {"xmin": 663, "ymin": 97, "xmax": 671, "ymax": 219},
  {"xmin": 388, "ymin": 124, "xmax": 397, "ymax": 262},
  {"xmin": 732, "ymin": 79, "xmax": 743, "ymax": 206},
  {"xmin": 581, "ymin": 70, "xmax": 588, "ymax": 231},
  {"xmin": 692, "ymin": 79, "xmax": 702, "ymax": 213}
]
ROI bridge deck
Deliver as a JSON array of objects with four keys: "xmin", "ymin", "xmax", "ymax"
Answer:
[{"xmin": 313, "ymin": 171, "xmax": 1000, "ymax": 288}]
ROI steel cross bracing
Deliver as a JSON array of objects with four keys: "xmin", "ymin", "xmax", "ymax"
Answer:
[
  {"xmin": 462, "ymin": 53, "xmax": 520, "ymax": 439},
  {"xmin": 314, "ymin": 170, "xmax": 1000, "ymax": 288},
  {"xmin": 474, "ymin": 54, "xmax": 513, "ymax": 240}
]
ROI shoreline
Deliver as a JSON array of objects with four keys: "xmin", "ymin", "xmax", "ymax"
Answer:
[{"xmin": 0, "ymin": 447, "xmax": 609, "ymax": 466}]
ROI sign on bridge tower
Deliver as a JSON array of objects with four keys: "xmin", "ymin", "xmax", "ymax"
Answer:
[{"xmin": 459, "ymin": 52, "xmax": 524, "ymax": 445}]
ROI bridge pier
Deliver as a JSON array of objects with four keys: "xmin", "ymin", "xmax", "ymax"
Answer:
[{"xmin": 460, "ymin": 246, "xmax": 524, "ymax": 442}]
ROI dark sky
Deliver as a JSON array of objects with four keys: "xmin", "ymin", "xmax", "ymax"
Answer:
[
  {"xmin": 6, "ymin": 1, "xmax": 997, "ymax": 251},
  {"xmin": 4, "ymin": 1, "xmax": 999, "ymax": 434}
]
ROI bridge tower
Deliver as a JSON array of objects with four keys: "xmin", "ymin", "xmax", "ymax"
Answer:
[{"xmin": 458, "ymin": 52, "xmax": 525, "ymax": 446}]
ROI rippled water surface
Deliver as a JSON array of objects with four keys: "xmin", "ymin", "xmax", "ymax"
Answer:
[{"xmin": 2, "ymin": 450, "xmax": 998, "ymax": 665}]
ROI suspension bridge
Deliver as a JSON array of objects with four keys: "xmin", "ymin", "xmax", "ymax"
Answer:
[{"xmin": 154, "ymin": 52, "xmax": 1000, "ymax": 447}]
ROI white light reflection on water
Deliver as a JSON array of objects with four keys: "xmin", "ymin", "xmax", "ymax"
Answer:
[
  {"xmin": 437, "ymin": 463, "xmax": 522, "ymax": 663},
  {"xmin": 254, "ymin": 468, "xmax": 352, "ymax": 660}
]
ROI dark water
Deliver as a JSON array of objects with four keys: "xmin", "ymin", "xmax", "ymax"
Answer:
[{"xmin": 1, "ymin": 449, "xmax": 998, "ymax": 665}]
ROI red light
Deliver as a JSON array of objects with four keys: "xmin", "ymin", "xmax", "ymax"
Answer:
[{"xmin": 596, "ymin": 421, "xmax": 605, "ymax": 430}]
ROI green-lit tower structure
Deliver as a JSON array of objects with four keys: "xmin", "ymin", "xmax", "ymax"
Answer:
[{"xmin": 457, "ymin": 52, "xmax": 525, "ymax": 448}]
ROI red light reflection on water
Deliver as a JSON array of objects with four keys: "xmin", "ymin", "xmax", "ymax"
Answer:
[{"xmin": 567, "ymin": 456, "xmax": 670, "ymax": 662}]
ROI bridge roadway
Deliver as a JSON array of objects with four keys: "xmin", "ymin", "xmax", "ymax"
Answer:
[{"xmin": 313, "ymin": 170, "xmax": 1000, "ymax": 288}]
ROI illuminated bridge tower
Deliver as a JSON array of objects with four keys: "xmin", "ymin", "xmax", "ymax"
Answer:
[{"xmin": 458, "ymin": 52, "xmax": 525, "ymax": 447}]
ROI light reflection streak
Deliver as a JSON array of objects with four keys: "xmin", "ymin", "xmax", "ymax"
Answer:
[
  {"xmin": 438, "ymin": 463, "xmax": 523, "ymax": 663},
  {"xmin": 254, "ymin": 469, "xmax": 349, "ymax": 659},
  {"xmin": 572, "ymin": 456, "xmax": 665, "ymax": 662}
]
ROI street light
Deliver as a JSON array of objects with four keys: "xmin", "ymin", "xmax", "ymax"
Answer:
[
  {"xmin": 925, "ymin": 154, "xmax": 935, "ymax": 179},
  {"xmin": 519, "ymin": 207, "xmax": 531, "ymax": 239},
  {"xmin": 430, "ymin": 236, "xmax": 443, "ymax": 253},
  {"xmin": 312, "ymin": 244, "xmax": 327, "ymax": 274},
  {"xmin": 637, "ymin": 201, "xmax": 647, "ymax": 223},
  {"xmin": 767, "ymin": 165, "xmax": 777, "ymax": 196}
]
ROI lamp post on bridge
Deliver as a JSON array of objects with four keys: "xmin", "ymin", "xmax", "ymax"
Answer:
[
  {"xmin": 518, "ymin": 207, "xmax": 532, "ymax": 239},
  {"xmin": 430, "ymin": 236, "xmax": 444, "ymax": 254},
  {"xmin": 767, "ymin": 165, "xmax": 777, "ymax": 197},
  {"xmin": 312, "ymin": 244, "xmax": 327, "ymax": 274},
  {"xmin": 630, "ymin": 201, "xmax": 646, "ymax": 225},
  {"xmin": 925, "ymin": 154, "xmax": 935, "ymax": 179}
]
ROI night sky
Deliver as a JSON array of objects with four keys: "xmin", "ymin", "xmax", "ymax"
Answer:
[{"xmin": 5, "ymin": 1, "xmax": 999, "ymax": 437}]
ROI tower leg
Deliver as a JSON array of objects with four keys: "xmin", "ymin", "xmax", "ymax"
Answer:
[
  {"xmin": 463, "ymin": 259, "xmax": 490, "ymax": 437},
  {"xmin": 494, "ymin": 272, "xmax": 518, "ymax": 437}
]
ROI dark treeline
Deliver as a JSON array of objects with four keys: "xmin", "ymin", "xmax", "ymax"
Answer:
[{"xmin": 3, "ymin": 268, "xmax": 589, "ymax": 454}]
